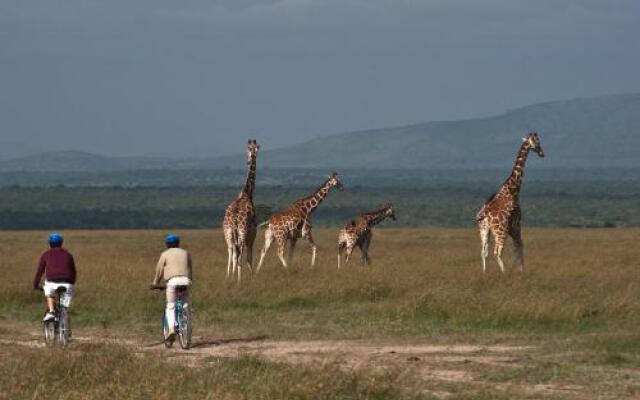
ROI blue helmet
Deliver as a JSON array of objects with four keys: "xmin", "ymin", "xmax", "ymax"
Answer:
[
  {"xmin": 165, "ymin": 233, "xmax": 180, "ymax": 246},
  {"xmin": 48, "ymin": 233, "xmax": 63, "ymax": 246}
]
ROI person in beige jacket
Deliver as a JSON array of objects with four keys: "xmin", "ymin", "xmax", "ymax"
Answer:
[{"xmin": 152, "ymin": 234, "xmax": 192, "ymax": 338}]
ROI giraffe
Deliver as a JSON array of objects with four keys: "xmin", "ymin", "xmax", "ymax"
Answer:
[
  {"xmin": 337, "ymin": 203, "xmax": 396, "ymax": 269},
  {"xmin": 476, "ymin": 132, "xmax": 544, "ymax": 273},
  {"xmin": 256, "ymin": 173, "xmax": 344, "ymax": 271},
  {"xmin": 223, "ymin": 139, "xmax": 259, "ymax": 283}
]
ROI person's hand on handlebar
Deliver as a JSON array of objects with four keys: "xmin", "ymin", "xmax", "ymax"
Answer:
[{"xmin": 149, "ymin": 283, "xmax": 165, "ymax": 290}]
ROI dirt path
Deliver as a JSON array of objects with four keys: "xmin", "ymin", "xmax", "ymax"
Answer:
[
  {"xmin": 163, "ymin": 337, "xmax": 531, "ymax": 383},
  {"xmin": 0, "ymin": 325, "xmax": 583, "ymax": 398}
]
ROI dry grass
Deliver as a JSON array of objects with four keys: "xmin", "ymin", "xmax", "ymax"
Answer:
[
  {"xmin": 2, "ymin": 228, "xmax": 638, "ymax": 337},
  {"xmin": 1, "ymin": 228, "xmax": 640, "ymax": 398},
  {"xmin": 0, "ymin": 343, "xmax": 424, "ymax": 400}
]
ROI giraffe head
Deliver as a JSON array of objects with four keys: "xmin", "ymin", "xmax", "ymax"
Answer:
[
  {"xmin": 328, "ymin": 172, "xmax": 344, "ymax": 191},
  {"xmin": 385, "ymin": 203, "xmax": 396, "ymax": 221},
  {"xmin": 523, "ymin": 132, "xmax": 544, "ymax": 158},
  {"xmin": 247, "ymin": 139, "xmax": 259, "ymax": 161}
]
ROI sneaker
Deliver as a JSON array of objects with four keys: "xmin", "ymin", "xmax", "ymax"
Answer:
[{"xmin": 43, "ymin": 312, "xmax": 55, "ymax": 322}]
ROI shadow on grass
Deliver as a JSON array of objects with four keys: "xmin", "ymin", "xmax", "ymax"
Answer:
[
  {"xmin": 190, "ymin": 335, "xmax": 268, "ymax": 349},
  {"xmin": 142, "ymin": 335, "xmax": 269, "ymax": 348}
]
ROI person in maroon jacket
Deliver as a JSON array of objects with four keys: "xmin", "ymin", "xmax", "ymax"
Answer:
[{"xmin": 33, "ymin": 233, "xmax": 77, "ymax": 322}]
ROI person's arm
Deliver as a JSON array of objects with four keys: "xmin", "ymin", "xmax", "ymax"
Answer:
[
  {"xmin": 187, "ymin": 253, "xmax": 193, "ymax": 281},
  {"xmin": 33, "ymin": 253, "xmax": 46, "ymax": 289},
  {"xmin": 69, "ymin": 254, "xmax": 77, "ymax": 284},
  {"xmin": 152, "ymin": 253, "xmax": 165, "ymax": 285}
]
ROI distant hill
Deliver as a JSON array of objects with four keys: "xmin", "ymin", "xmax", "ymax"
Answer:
[
  {"xmin": 0, "ymin": 151, "xmax": 115, "ymax": 172},
  {"xmin": 1, "ymin": 93, "xmax": 638, "ymax": 171},
  {"xmin": 0, "ymin": 150, "xmax": 175, "ymax": 172},
  {"xmin": 208, "ymin": 93, "xmax": 640, "ymax": 170}
]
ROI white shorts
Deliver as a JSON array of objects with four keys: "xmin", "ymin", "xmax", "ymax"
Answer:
[
  {"xmin": 166, "ymin": 276, "xmax": 191, "ymax": 305},
  {"xmin": 43, "ymin": 281, "xmax": 74, "ymax": 308},
  {"xmin": 167, "ymin": 276, "xmax": 192, "ymax": 287}
]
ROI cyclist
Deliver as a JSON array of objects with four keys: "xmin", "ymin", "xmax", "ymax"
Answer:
[
  {"xmin": 32, "ymin": 233, "xmax": 77, "ymax": 322},
  {"xmin": 151, "ymin": 233, "xmax": 193, "ymax": 340}
]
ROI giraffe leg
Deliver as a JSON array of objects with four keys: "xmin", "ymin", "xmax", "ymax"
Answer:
[
  {"xmin": 509, "ymin": 210, "xmax": 524, "ymax": 271},
  {"xmin": 479, "ymin": 219, "xmax": 490, "ymax": 273},
  {"xmin": 236, "ymin": 245, "xmax": 244, "ymax": 283},
  {"xmin": 509, "ymin": 227, "xmax": 524, "ymax": 272},
  {"xmin": 344, "ymin": 246, "xmax": 355, "ymax": 265},
  {"xmin": 360, "ymin": 246, "xmax": 371, "ymax": 266},
  {"xmin": 493, "ymin": 228, "xmax": 507, "ymax": 273},
  {"xmin": 231, "ymin": 244, "xmax": 240, "ymax": 278},
  {"xmin": 300, "ymin": 222, "xmax": 318, "ymax": 267},
  {"xmin": 361, "ymin": 232, "xmax": 372, "ymax": 266},
  {"xmin": 358, "ymin": 244, "xmax": 366, "ymax": 265},
  {"xmin": 337, "ymin": 242, "xmax": 346, "ymax": 269},
  {"xmin": 245, "ymin": 244, "xmax": 253, "ymax": 275},
  {"xmin": 277, "ymin": 238, "xmax": 289, "ymax": 269},
  {"xmin": 287, "ymin": 238, "xmax": 297, "ymax": 267},
  {"xmin": 224, "ymin": 228, "xmax": 235, "ymax": 278},
  {"xmin": 226, "ymin": 245, "xmax": 233, "ymax": 278},
  {"xmin": 305, "ymin": 235, "xmax": 318, "ymax": 267},
  {"xmin": 234, "ymin": 231, "xmax": 247, "ymax": 281},
  {"xmin": 245, "ymin": 227, "xmax": 256, "ymax": 274},
  {"xmin": 256, "ymin": 228, "xmax": 274, "ymax": 273},
  {"xmin": 223, "ymin": 220, "xmax": 234, "ymax": 278}
]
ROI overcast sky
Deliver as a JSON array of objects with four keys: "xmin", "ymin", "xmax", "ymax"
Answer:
[{"xmin": 1, "ymin": 0, "xmax": 639, "ymax": 158}]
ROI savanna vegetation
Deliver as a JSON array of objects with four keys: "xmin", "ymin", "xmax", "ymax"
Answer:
[
  {"xmin": 1, "ymin": 228, "xmax": 640, "ymax": 399},
  {"xmin": 0, "ymin": 177, "xmax": 639, "ymax": 229}
]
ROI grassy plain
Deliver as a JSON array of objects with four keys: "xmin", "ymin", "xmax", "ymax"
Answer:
[{"xmin": 1, "ymin": 228, "xmax": 640, "ymax": 399}]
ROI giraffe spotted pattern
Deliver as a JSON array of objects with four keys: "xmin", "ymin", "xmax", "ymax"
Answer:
[
  {"xmin": 257, "ymin": 173, "xmax": 344, "ymax": 270},
  {"xmin": 476, "ymin": 132, "xmax": 544, "ymax": 273},
  {"xmin": 223, "ymin": 139, "xmax": 259, "ymax": 283},
  {"xmin": 337, "ymin": 203, "xmax": 396, "ymax": 268}
]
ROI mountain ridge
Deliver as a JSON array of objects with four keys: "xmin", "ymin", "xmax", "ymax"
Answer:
[{"xmin": 1, "ymin": 93, "xmax": 638, "ymax": 172}]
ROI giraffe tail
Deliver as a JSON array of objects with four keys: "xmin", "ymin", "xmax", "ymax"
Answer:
[
  {"xmin": 476, "ymin": 192, "xmax": 498, "ymax": 222},
  {"xmin": 475, "ymin": 206, "xmax": 487, "ymax": 222}
]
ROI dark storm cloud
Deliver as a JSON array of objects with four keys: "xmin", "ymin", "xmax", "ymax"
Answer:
[{"xmin": 1, "ymin": 0, "xmax": 639, "ymax": 158}]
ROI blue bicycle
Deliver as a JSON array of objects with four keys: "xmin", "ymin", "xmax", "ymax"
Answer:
[{"xmin": 151, "ymin": 285, "xmax": 192, "ymax": 349}]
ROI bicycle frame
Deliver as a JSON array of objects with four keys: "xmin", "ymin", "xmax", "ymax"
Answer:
[
  {"xmin": 163, "ymin": 294, "xmax": 185, "ymax": 336},
  {"xmin": 43, "ymin": 288, "xmax": 70, "ymax": 346},
  {"xmin": 157, "ymin": 285, "xmax": 191, "ymax": 349}
]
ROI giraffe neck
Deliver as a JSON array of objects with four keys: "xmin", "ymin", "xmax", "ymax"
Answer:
[
  {"xmin": 503, "ymin": 141, "xmax": 531, "ymax": 195},
  {"xmin": 239, "ymin": 152, "xmax": 257, "ymax": 199},
  {"xmin": 363, "ymin": 207, "xmax": 391, "ymax": 227},
  {"xmin": 298, "ymin": 178, "xmax": 334, "ymax": 216}
]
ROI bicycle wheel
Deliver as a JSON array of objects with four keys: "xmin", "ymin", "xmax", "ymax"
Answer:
[
  {"xmin": 178, "ymin": 307, "xmax": 191, "ymax": 350},
  {"xmin": 58, "ymin": 307, "xmax": 70, "ymax": 346},
  {"xmin": 43, "ymin": 320, "xmax": 55, "ymax": 346},
  {"xmin": 163, "ymin": 313, "xmax": 174, "ymax": 348}
]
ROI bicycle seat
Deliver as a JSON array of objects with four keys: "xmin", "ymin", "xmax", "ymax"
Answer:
[{"xmin": 55, "ymin": 287, "xmax": 67, "ymax": 293}]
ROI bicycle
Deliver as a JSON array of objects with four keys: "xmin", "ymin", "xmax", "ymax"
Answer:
[
  {"xmin": 42, "ymin": 286, "xmax": 71, "ymax": 347},
  {"xmin": 150, "ymin": 284, "xmax": 192, "ymax": 349}
]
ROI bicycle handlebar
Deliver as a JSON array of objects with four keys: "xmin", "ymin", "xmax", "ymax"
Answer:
[{"xmin": 149, "ymin": 284, "xmax": 166, "ymax": 290}]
